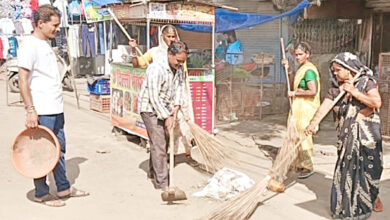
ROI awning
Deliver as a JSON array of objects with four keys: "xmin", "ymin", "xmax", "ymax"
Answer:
[
  {"xmin": 90, "ymin": 0, "xmax": 123, "ymax": 6},
  {"xmin": 178, "ymin": 0, "xmax": 310, "ymax": 33}
]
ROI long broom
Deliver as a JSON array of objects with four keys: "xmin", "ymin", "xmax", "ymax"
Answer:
[
  {"xmin": 207, "ymin": 71, "xmax": 362, "ymax": 220},
  {"xmin": 269, "ymin": 38, "xmax": 300, "ymax": 184}
]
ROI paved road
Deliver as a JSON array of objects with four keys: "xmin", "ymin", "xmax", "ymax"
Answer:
[{"xmin": 0, "ymin": 77, "xmax": 388, "ymax": 220}]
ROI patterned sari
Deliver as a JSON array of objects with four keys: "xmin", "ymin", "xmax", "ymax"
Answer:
[{"xmin": 329, "ymin": 52, "xmax": 383, "ymax": 219}]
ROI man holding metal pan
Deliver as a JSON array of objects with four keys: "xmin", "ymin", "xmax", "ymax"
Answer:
[{"xmin": 18, "ymin": 5, "xmax": 89, "ymax": 207}]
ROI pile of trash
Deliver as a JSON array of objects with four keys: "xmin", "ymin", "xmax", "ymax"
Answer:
[{"xmin": 193, "ymin": 168, "xmax": 254, "ymax": 200}]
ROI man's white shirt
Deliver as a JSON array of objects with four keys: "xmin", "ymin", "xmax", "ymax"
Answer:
[{"xmin": 18, "ymin": 35, "xmax": 63, "ymax": 115}]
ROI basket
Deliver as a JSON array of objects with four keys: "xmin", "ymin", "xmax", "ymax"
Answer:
[
  {"xmin": 90, "ymin": 94, "xmax": 110, "ymax": 113},
  {"xmin": 88, "ymin": 79, "xmax": 110, "ymax": 95},
  {"xmin": 11, "ymin": 125, "xmax": 61, "ymax": 178}
]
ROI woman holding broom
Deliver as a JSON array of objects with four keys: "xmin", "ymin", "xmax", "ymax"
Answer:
[
  {"xmin": 306, "ymin": 52, "xmax": 383, "ymax": 219},
  {"xmin": 282, "ymin": 42, "xmax": 320, "ymax": 179}
]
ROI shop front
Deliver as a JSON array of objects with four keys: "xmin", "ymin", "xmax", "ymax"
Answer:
[{"xmin": 108, "ymin": 1, "xmax": 220, "ymax": 139}]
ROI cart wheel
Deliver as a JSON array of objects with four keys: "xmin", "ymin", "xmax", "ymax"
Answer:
[{"xmin": 8, "ymin": 73, "xmax": 19, "ymax": 93}]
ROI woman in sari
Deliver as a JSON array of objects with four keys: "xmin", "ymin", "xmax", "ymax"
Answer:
[
  {"xmin": 306, "ymin": 52, "xmax": 383, "ymax": 219},
  {"xmin": 283, "ymin": 42, "xmax": 321, "ymax": 179}
]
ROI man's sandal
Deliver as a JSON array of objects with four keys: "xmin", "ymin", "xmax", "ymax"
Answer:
[
  {"xmin": 58, "ymin": 187, "xmax": 89, "ymax": 199},
  {"xmin": 34, "ymin": 194, "xmax": 66, "ymax": 207}
]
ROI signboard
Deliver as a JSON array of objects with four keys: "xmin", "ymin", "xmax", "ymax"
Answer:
[
  {"xmin": 111, "ymin": 63, "xmax": 148, "ymax": 139},
  {"xmin": 82, "ymin": 0, "xmax": 111, "ymax": 23},
  {"xmin": 111, "ymin": 4, "xmax": 147, "ymax": 20},
  {"xmin": 149, "ymin": 3, "xmax": 215, "ymax": 23},
  {"xmin": 110, "ymin": 64, "xmax": 215, "ymax": 138},
  {"xmin": 189, "ymin": 69, "xmax": 214, "ymax": 134}
]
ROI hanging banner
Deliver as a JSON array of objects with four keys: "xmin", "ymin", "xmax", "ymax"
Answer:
[
  {"xmin": 111, "ymin": 63, "xmax": 148, "ymax": 139},
  {"xmin": 148, "ymin": 3, "xmax": 215, "ymax": 23},
  {"xmin": 110, "ymin": 64, "xmax": 215, "ymax": 138},
  {"xmin": 82, "ymin": 0, "xmax": 111, "ymax": 23}
]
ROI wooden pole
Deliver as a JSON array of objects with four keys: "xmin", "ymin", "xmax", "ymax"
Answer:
[
  {"xmin": 280, "ymin": 38, "xmax": 292, "ymax": 106},
  {"xmin": 62, "ymin": 3, "xmax": 80, "ymax": 109},
  {"xmin": 107, "ymin": 8, "xmax": 144, "ymax": 57},
  {"xmin": 259, "ymin": 53, "xmax": 264, "ymax": 120}
]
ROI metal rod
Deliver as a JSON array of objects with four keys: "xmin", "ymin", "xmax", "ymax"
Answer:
[
  {"xmin": 146, "ymin": 18, "xmax": 151, "ymax": 50},
  {"xmin": 212, "ymin": 21, "xmax": 216, "ymax": 132}
]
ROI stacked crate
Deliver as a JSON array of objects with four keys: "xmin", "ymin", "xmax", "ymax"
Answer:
[{"xmin": 88, "ymin": 79, "xmax": 110, "ymax": 113}]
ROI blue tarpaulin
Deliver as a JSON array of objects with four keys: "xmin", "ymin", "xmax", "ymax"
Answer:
[
  {"xmin": 90, "ymin": 0, "xmax": 122, "ymax": 6},
  {"xmin": 179, "ymin": 0, "xmax": 310, "ymax": 33}
]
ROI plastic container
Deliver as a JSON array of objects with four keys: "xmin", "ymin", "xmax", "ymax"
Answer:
[{"xmin": 87, "ymin": 79, "xmax": 110, "ymax": 95}]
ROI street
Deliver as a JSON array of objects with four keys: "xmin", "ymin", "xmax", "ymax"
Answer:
[{"xmin": 0, "ymin": 76, "xmax": 389, "ymax": 220}]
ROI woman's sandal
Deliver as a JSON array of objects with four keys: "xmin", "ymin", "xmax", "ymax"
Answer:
[
  {"xmin": 58, "ymin": 187, "xmax": 90, "ymax": 199},
  {"xmin": 34, "ymin": 194, "xmax": 66, "ymax": 207}
]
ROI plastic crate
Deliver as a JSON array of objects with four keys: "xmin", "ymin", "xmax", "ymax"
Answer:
[
  {"xmin": 90, "ymin": 94, "xmax": 110, "ymax": 113},
  {"xmin": 88, "ymin": 79, "xmax": 110, "ymax": 95}
]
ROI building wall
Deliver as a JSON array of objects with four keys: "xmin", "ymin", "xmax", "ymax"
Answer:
[
  {"xmin": 213, "ymin": 0, "xmax": 286, "ymax": 82},
  {"xmin": 212, "ymin": 0, "xmax": 292, "ymax": 117}
]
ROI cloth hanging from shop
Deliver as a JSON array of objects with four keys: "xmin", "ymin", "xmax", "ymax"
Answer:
[
  {"xmin": 82, "ymin": 23, "xmax": 96, "ymax": 57},
  {"xmin": 21, "ymin": 18, "xmax": 34, "ymax": 34},
  {"xmin": 98, "ymin": 22, "xmax": 105, "ymax": 55},
  {"xmin": 68, "ymin": 24, "xmax": 81, "ymax": 58},
  {"xmin": 39, "ymin": 0, "xmax": 51, "ymax": 6},
  {"xmin": 68, "ymin": 0, "xmax": 82, "ymax": 18},
  {"xmin": 11, "ymin": 3, "xmax": 23, "ymax": 20},
  {"xmin": 1, "ymin": 36, "xmax": 10, "ymax": 58},
  {"xmin": 8, "ymin": 36, "xmax": 18, "ymax": 57},
  {"xmin": 55, "ymin": 27, "xmax": 68, "ymax": 58},
  {"xmin": 30, "ymin": 0, "xmax": 39, "ymax": 11},
  {"xmin": 0, "ymin": 18, "xmax": 16, "ymax": 35},
  {"xmin": 107, "ymin": 23, "xmax": 118, "ymax": 50},
  {"xmin": 13, "ymin": 21, "xmax": 24, "ymax": 35},
  {"xmin": 178, "ymin": 0, "xmax": 310, "ymax": 33},
  {"xmin": 53, "ymin": 0, "xmax": 69, "ymax": 27}
]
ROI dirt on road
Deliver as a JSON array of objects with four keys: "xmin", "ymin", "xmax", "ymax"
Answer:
[{"xmin": 0, "ymin": 76, "xmax": 389, "ymax": 220}]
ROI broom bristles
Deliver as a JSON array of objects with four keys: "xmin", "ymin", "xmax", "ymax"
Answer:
[
  {"xmin": 208, "ymin": 176, "xmax": 270, "ymax": 220},
  {"xmin": 187, "ymin": 121, "xmax": 232, "ymax": 172},
  {"xmin": 270, "ymin": 116, "xmax": 299, "ymax": 182},
  {"xmin": 207, "ymin": 115, "xmax": 305, "ymax": 219}
]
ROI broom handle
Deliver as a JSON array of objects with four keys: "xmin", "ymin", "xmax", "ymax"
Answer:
[
  {"xmin": 169, "ymin": 129, "xmax": 174, "ymax": 187},
  {"xmin": 280, "ymin": 38, "xmax": 292, "ymax": 106},
  {"xmin": 309, "ymin": 71, "xmax": 362, "ymax": 128},
  {"xmin": 108, "ymin": 8, "xmax": 149, "ymax": 65}
]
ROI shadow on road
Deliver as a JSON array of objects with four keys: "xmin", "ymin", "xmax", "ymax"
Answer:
[
  {"xmin": 26, "ymin": 157, "xmax": 87, "ymax": 201},
  {"xmin": 295, "ymin": 172, "xmax": 390, "ymax": 219}
]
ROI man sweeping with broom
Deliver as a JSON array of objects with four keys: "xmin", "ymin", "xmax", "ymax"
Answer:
[{"xmin": 138, "ymin": 41, "xmax": 188, "ymax": 192}]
